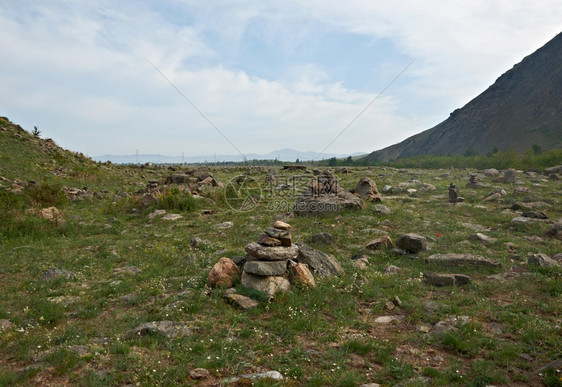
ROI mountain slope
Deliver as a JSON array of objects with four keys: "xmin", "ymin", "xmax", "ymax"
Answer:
[{"xmin": 366, "ymin": 32, "xmax": 562, "ymax": 162}]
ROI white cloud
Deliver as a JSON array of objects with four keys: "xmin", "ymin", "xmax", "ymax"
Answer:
[{"xmin": 0, "ymin": 0, "xmax": 560, "ymax": 157}]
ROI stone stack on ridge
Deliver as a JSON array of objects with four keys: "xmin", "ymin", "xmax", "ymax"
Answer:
[{"xmin": 241, "ymin": 221, "xmax": 300, "ymax": 297}]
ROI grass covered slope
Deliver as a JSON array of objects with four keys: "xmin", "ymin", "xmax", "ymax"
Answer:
[{"xmin": 0, "ymin": 118, "xmax": 561, "ymax": 386}]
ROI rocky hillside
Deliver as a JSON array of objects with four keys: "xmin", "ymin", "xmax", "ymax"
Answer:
[
  {"xmin": 366, "ymin": 32, "xmax": 562, "ymax": 162},
  {"xmin": 0, "ymin": 117, "xmax": 97, "ymax": 182}
]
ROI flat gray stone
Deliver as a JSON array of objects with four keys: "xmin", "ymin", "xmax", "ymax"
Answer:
[
  {"xmin": 223, "ymin": 370, "xmax": 283, "ymax": 384},
  {"xmin": 41, "ymin": 268, "xmax": 76, "ymax": 281},
  {"xmin": 224, "ymin": 293, "xmax": 259, "ymax": 310},
  {"xmin": 527, "ymin": 253, "xmax": 560, "ymax": 268},
  {"xmin": 425, "ymin": 253, "xmax": 500, "ymax": 268},
  {"xmin": 423, "ymin": 272, "xmax": 471, "ymax": 286},
  {"xmin": 125, "ymin": 321, "xmax": 192, "ymax": 339},
  {"xmin": 244, "ymin": 260, "xmax": 288, "ymax": 276},
  {"xmin": 470, "ymin": 233, "xmax": 497, "ymax": 244},
  {"xmin": 244, "ymin": 242, "xmax": 298, "ymax": 261}
]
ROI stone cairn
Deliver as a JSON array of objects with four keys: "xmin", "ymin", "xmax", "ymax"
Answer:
[
  {"xmin": 241, "ymin": 221, "xmax": 314, "ymax": 297},
  {"xmin": 448, "ymin": 183, "xmax": 464, "ymax": 203}
]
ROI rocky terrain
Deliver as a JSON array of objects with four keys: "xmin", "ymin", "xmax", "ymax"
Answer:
[
  {"xmin": 0, "ymin": 117, "xmax": 561, "ymax": 386},
  {"xmin": 366, "ymin": 32, "xmax": 562, "ymax": 162}
]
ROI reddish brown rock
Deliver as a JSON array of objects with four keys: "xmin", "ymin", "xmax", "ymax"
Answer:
[{"xmin": 208, "ymin": 257, "xmax": 240, "ymax": 288}]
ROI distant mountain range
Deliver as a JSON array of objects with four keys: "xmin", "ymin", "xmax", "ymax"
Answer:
[
  {"xmin": 365, "ymin": 32, "xmax": 562, "ymax": 162},
  {"xmin": 94, "ymin": 149, "xmax": 366, "ymax": 164}
]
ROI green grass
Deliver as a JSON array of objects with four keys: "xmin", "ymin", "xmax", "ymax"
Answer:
[{"xmin": 1, "ymin": 119, "xmax": 561, "ymax": 385}]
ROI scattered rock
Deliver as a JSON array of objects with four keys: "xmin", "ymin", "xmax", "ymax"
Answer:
[
  {"xmin": 461, "ymin": 222, "xmax": 491, "ymax": 232},
  {"xmin": 423, "ymin": 272, "xmax": 471, "ymax": 286},
  {"xmin": 430, "ymin": 320, "xmax": 458, "ymax": 337},
  {"xmin": 503, "ymin": 169, "xmax": 517, "ymax": 183},
  {"xmin": 125, "ymin": 321, "xmax": 192, "ymax": 339},
  {"xmin": 213, "ymin": 221, "xmax": 234, "ymax": 229},
  {"xmin": 483, "ymin": 168, "xmax": 499, "ymax": 176},
  {"xmin": 38, "ymin": 206, "xmax": 64, "ymax": 224},
  {"xmin": 148, "ymin": 209, "xmax": 166, "ymax": 220},
  {"xmin": 521, "ymin": 211, "xmax": 548, "ymax": 219},
  {"xmin": 374, "ymin": 315, "xmax": 403, "ymax": 324},
  {"xmin": 365, "ymin": 235, "xmax": 393, "ymax": 250},
  {"xmin": 240, "ymin": 272, "xmax": 290, "ymax": 298},
  {"xmin": 511, "ymin": 215, "xmax": 545, "ymax": 224},
  {"xmin": 190, "ymin": 237, "xmax": 209, "ymax": 249},
  {"xmin": 384, "ymin": 301, "xmax": 395, "ymax": 311},
  {"xmin": 310, "ymin": 232, "xmax": 335, "ymax": 245},
  {"xmin": 113, "ymin": 266, "xmax": 142, "ymax": 276},
  {"xmin": 223, "ymin": 370, "xmax": 284, "ymax": 384},
  {"xmin": 538, "ymin": 358, "xmax": 562, "ymax": 373},
  {"xmin": 224, "ymin": 293, "xmax": 259, "ymax": 310},
  {"xmin": 547, "ymin": 218, "xmax": 562, "ymax": 239},
  {"xmin": 161, "ymin": 213, "xmax": 183, "ymax": 221},
  {"xmin": 41, "ymin": 268, "xmax": 76, "ymax": 281},
  {"xmin": 352, "ymin": 256, "xmax": 369, "ymax": 270},
  {"xmin": 470, "ymin": 233, "xmax": 497, "ymax": 244},
  {"xmin": 392, "ymin": 296, "xmax": 402, "ymax": 307},
  {"xmin": 208, "ymin": 258, "xmax": 240, "ymax": 288},
  {"xmin": 295, "ymin": 170, "xmax": 365, "ymax": 215},
  {"xmin": 190, "ymin": 368, "xmax": 210, "ymax": 380},
  {"xmin": 0, "ymin": 319, "xmax": 14, "ymax": 330},
  {"xmin": 385, "ymin": 265, "xmax": 401, "ymax": 274},
  {"xmin": 296, "ymin": 244, "xmax": 345, "ymax": 276},
  {"xmin": 355, "ymin": 177, "xmax": 382, "ymax": 202},
  {"xmin": 527, "ymin": 253, "xmax": 560, "ymax": 268},
  {"xmin": 396, "ymin": 233, "xmax": 427, "ymax": 253},
  {"xmin": 466, "ymin": 174, "xmax": 487, "ymax": 188},
  {"xmin": 425, "ymin": 253, "xmax": 500, "ymax": 268},
  {"xmin": 374, "ymin": 204, "xmax": 392, "ymax": 215}
]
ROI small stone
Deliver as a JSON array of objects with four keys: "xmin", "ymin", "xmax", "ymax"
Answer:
[
  {"xmin": 224, "ymin": 293, "xmax": 259, "ymax": 310},
  {"xmin": 365, "ymin": 235, "xmax": 393, "ymax": 250},
  {"xmin": 521, "ymin": 211, "xmax": 548, "ymax": 219},
  {"xmin": 470, "ymin": 233, "xmax": 497, "ymax": 244},
  {"xmin": 502, "ymin": 169, "xmax": 517, "ymax": 183},
  {"xmin": 161, "ymin": 213, "xmax": 183, "ymax": 221},
  {"xmin": 310, "ymin": 232, "xmax": 334, "ymax": 245},
  {"xmin": 41, "ymin": 268, "xmax": 76, "ymax": 281},
  {"xmin": 190, "ymin": 237, "xmax": 208, "ymax": 249},
  {"xmin": 273, "ymin": 220, "xmax": 291, "ymax": 230},
  {"xmin": 148, "ymin": 209, "xmax": 166, "ymax": 220},
  {"xmin": 353, "ymin": 257, "xmax": 369, "ymax": 270},
  {"xmin": 223, "ymin": 371, "xmax": 283, "ymax": 384},
  {"xmin": 384, "ymin": 301, "xmax": 395, "ymax": 311},
  {"xmin": 374, "ymin": 315, "xmax": 403, "ymax": 324},
  {"xmin": 0, "ymin": 319, "xmax": 14, "ymax": 330},
  {"xmin": 385, "ymin": 265, "xmax": 401, "ymax": 274},
  {"xmin": 264, "ymin": 227, "xmax": 292, "ymax": 246},
  {"xmin": 527, "ymin": 253, "xmax": 560, "ymax": 268},
  {"xmin": 423, "ymin": 272, "xmax": 470, "ymax": 286},
  {"xmin": 190, "ymin": 368, "xmax": 210, "ymax": 380},
  {"xmin": 288, "ymin": 261, "xmax": 316, "ymax": 287},
  {"xmin": 392, "ymin": 296, "xmax": 402, "ymax": 307},
  {"xmin": 208, "ymin": 258, "xmax": 240, "ymax": 288},
  {"xmin": 430, "ymin": 321, "xmax": 458, "ymax": 337},
  {"xmin": 125, "ymin": 321, "xmax": 192, "ymax": 339},
  {"xmin": 374, "ymin": 204, "xmax": 391, "ymax": 215}
]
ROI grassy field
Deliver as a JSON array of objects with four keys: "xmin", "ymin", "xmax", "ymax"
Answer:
[{"xmin": 0, "ymin": 118, "xmax": 561, "ymax": 386}]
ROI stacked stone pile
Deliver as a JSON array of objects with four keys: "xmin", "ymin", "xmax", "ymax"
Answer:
[
  {"xmin": 240, "ymin": 221, "xmax": 316, "ymax": 297},
  {"xmin": 241, "ymin": 221, "xmax": 296, "ymax": 297}
]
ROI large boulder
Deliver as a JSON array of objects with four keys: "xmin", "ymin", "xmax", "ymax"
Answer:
[
  {"xmin": 396, "ymin": 233, "xmax": 427, "ymax": 253},
  {"xmin": 296, "ymin": 244, "xmax": 345, "ymax": 276},
  {"xmin": 355, "ymin": 177, "xmax": 382, "ymax": 202},
  {"xmin": 208, "ymin": 258, "xmax": 240, "ymax": 288},
  {"xmin": 294, "ymin": 171, "xmax": 365, "ymax": 215}
]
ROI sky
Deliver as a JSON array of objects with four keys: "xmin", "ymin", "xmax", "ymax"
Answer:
[{"xmin": 0, "ymin": 1, "xmax": 560, "ymax": 160}]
